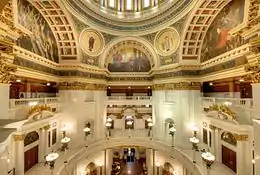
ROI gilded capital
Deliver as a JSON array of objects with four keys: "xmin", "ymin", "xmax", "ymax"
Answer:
[
  {"xmin": 13, "ymin": 134, "xmax": 26, "ymax": 141},
  {"xmin": 43, "ymin": 124, "xmax": 51, "ymax": 130},
  {"xmin": 234, "ymin": 134, "xmax": 248, "ymax": 141}
]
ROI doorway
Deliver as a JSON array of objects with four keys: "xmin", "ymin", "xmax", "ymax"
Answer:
[
  {"xmin": 24, "ymin": 145, "xmax": 39, "ymax": 172},
  {"xmin": 222, "ymin": 145, "xmax": 236, "ymax": 172},
  {"xmin": 124, "ymin": 148, "xmax": 135, "ymax": 162}
]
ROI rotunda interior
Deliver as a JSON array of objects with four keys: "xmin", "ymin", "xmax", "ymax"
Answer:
[{"xmin": 0, "ymin": 0, "xmax": 259, "ymax": 175}]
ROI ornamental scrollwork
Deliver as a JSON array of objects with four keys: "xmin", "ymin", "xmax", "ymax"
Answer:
[
  {"xmin": 0, "ymin": 58, "xmax": 16, "ymax": 83},
  {"xmin": 28, "ymin": 104, "xmax": 51, "ymax": 116},
  {"xmin": 207, "ymin": 104, "xmax": 236, "ymax": 123}
]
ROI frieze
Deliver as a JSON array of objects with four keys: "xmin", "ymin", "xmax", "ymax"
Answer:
[
  {"xmin": 59, "ymin": 82, "xmax": 106, "ymax": 91},
  {"xmin": 81, "ymin": 54, "xmax": 99, "ymax": 66},
  {"xmin": 159, "ymin": 53, "xmax": 178, "ymax": 66},
  {"xmin": 153, "ymin": 82, "xmax": 201, "ymax": 90}
]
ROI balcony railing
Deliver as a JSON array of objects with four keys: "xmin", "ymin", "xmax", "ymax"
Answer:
[
  {"xmin": 107, "ymin": 96, "xmax": 152, "ymax": 100},
  {"xmin": 201, "ymin": 97, "xmax": 253, "ymax": 108},
  {"xmin": 9, "ymin": 97, "xmax": 59, "ymax": 109}
]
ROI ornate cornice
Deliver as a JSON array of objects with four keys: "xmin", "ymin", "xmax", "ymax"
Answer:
[
  {"xmin": 153, "ymin": 82, "xmax": 201, "ymax": 91},
  {"xmin": 13, "ymin": 134, "xmax": 26, "ymax": 141},
  {"xmin": 59, "ymin": 82, "xmax": 106, "ymax": 91},
  {"xmin": 244, "ymin": 63, "xmax": 260, "ymax": 83}
]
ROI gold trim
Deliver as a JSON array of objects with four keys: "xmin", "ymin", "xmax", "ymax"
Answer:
[
  {"xmin": 43, "ymin": 124, "xmax": 51, "ymax": 130},
  {"xmin": 59, "ymin": 82, "xmax": 106, "ymax": 91},
  {"xmin": 0, "ymin": 58, "xmax": 17, "ymax": 83},
  {"xmin": 153, "ymin": 82, "xmax": 201, "ymax": 90},
  {"xmin": 234, "ymin": 134, "xmax": 248, "ymax": 141},
  {"xmin": 28, "ymin": 104, "xmax": 51, "ymax": 116},
  {"xmin": 13, "ymin": 134, "xmax": 26, "ymax": 141},
  {"xmin": 244, "ymin": 63, "xmax": 260, "ymax": 83},
  {"xmin": 208, "ymin": 104, "xmax": 236, "ymax": 120}
]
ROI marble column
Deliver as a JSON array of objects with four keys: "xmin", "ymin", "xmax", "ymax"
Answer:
[
  {"xmin": 252, "ymin": 83, "xmax": 260, "ymax": 118},
  {"xmin": 94, "ymin": 91, "xmax": 106, "ymax": 141},
  {"xmin": 0, "ymin": 151, "xmax": 8, "ymax": 175},
  {"xmin": 13, "ymin": 134, "xmax": 25, "ymax": 175},
  {"xmin": 0, "ymin": 83, "xmax": 10, "ymax": 119},
  {"xmin": 38, "ymin": 128, "xmax": 45, "ymax": 162},
  {"xmin": 146, "ymin": 148, "xmax": 153, "ymax": 175},
  {"xmin": 253, "ymin": 120, "xmax": 260, "ymax": 175}
]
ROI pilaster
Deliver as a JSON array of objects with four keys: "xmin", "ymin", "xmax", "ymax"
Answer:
[
  {"xmin": 13, "ymin": 134, "xmax": 25, "ymax": 175},
  {"xmin": 236, "ymin": 135, "xmax": 250, "ymax": 175},
  {"xmin": 0, "ymin": 83, "xmax": 10, "ymax": 119}
]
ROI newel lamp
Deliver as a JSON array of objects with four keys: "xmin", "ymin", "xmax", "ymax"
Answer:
[
  {"xmin": 61, "ymin": 136, "xmax": 71, "ymax": 151},
  {"xmin": 202, "ymin": 151, "xmax": 215, "ymax": 175},
  {"xmin": 45, "ymin": 152, "xmax": 59, "ymax": 175},
  {"xmin": 169, "ymin": 126, "xmax": 176, "ymax": 147}
]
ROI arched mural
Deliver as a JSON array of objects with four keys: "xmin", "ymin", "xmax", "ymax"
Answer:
[
  {"xmin": 24, "ymin": 131, "xmax": 39, "ymax": 147},
  {"xmin": 200, "ymin": 0, "xmax": 245, "ymax": 62},
  {"xmin": 107, "ymin": 47, "xmax": 151, "ymax": 72},
  {"xmin": 16, "ymin": 0, "xmax": 59, "ymax": 63}
]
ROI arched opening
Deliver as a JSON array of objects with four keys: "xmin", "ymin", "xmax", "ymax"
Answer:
[
  {"xmin": 163, "ymin": 162, "xmax": 174, "ymax": 175},
  {"xmin": 85, "ymin": 162, "xmax": 97, "ymax": 175},
  {"xmin": 24, "ymin": 131, "xmax": 39, "ymax": 172}
]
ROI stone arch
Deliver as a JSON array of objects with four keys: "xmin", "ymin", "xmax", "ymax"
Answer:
[
  {"xmin": 100, "ymin": 36, "xmax": 159, "ymax": 70},
  {"xmin": 24, "ymin": 131, "xmax": 39, "ymax": 147}
]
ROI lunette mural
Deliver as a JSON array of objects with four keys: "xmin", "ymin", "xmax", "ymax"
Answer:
[
  {"xmin": 201, "ymin": 0, "xmax": 245, "ymax": 62},
  {"xmin": 107, "ymin": 47, "xmax": 151, "ymax": 72},
  {"xmin": 16, "ymin": 0, "xmax": 59, "ymax": 63}
]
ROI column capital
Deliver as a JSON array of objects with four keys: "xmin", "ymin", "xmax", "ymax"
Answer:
[
  {"xmin": 13, "ymin": 134, "xmax": 26, "ymax": 141},
  {"xmin": 234, "ymin": 134, "xmax": 248, "ymax": 141},
  {"xmin": 43, "ymin": 124, "xmax": 51, "ymax": 130},
  {"xmin": 244, "ymin": 63, "xmax": 260, "ymax": 83},
  {"xmin": 209, "ymin": 124, "xmax": 221, "ymax": 131},
  {"xmin": 0, "ymin": 58, "xmax": 17, "ymax": 84}
]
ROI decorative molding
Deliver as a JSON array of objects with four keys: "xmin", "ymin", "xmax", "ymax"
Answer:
[
  {"xmin": 59, "ymin": 82, "xmax": 106, "ymax": 91},
  {"xmin": 153, "ymin": 82, "xmax": 201, "ymax": 91},
  {"xmin": 13, "ymin": 134, "xmax": 26, "ymax": 141}
]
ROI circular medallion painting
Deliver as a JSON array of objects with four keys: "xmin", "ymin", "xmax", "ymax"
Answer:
[
  {"xmin": 79, "ymin": 28, "xmax": 104, "ymax": 56},
  {"xmin": 155, "ymin": 28, "xmax": 180, "ymax": 56}
]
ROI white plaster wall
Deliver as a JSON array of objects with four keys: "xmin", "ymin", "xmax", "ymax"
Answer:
[
  {"xmin": 153, "ymin": 90, "xmax": 201, "ymax": 149},
  {"xmin": 0, "ymin": 84, "xmax": 10, "ymax": 119}
]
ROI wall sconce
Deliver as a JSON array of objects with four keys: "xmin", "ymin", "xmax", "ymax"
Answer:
[
  {"xmin": 61, "ymin": 125, "xmax": 68, "ymax": 138},
  {"xmin": 148, "ymin": 122, "xmax": 153, "ymax": 139},
  {"xmin": 189, "ymin": 137, "xmax": 199, "ymax": 163},
  {"xmin": 83, "ymin": 126, "xmax": 91, "ymax": 140},
  {"xmin": 201, "ymin": 151, "xmax": 215, "ymax": 175},
  {"xmin": 61, "ymin": 136, "xmax": 71, "ymax": 151},
  {"xmin": 126, "ymin": 121, "xmax": 133, "ymax": 138},
  {"xmin": 169, "ymin": 126, "xmax": 176, "ymax": 147},
  {"xmin": 45, "ymin": 151, "xmax": 59, "ymax": 175},
  {"xmin": 189, "ymin": 123, "xmax": 199, "ymax": 137}
]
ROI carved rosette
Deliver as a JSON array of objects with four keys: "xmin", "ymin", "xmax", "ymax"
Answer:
[
  {"xmin": 153, "ymin": 82, "xmax": 201, "ymax": 91},
  {"xmin": 244, "ymin": 63, "xmax": 260, "ymax": 83},
  {"xmin": 59, "ymin": 82, "xmax": 106, "ymax": 91}
]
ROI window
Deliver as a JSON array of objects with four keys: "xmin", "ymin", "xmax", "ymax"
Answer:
[
  {"xmin": 126, "ymin": 0, "xmax": 132, "ymax": 10},
  {"xmin": 144, "ymin": 0, "xmax": 150, "ymax": 8},
  {"xmin": 109, "ymin": 0, "xmax": 115, "ymax": 8}
]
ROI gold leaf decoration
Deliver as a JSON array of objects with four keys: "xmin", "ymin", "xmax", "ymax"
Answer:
[
  {"xmin": 208, "ymin": 104, "xmax": 236, "ymax": 120},
  {"xmin": 0, "ymin": 58, "xmax": 17, "ymax": 83},
  {"xmin": 28, "ymin": 104, "xmax": 51, "ymax": 116}
]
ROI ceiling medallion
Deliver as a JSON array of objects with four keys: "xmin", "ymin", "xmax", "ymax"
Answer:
[
  {"xmin": 79, "ymin": 28, "xmax": 105, "ymax": 56},
  {"xmin": 154, "ymin": 27, "xmax": 180, "ymax": 56}
]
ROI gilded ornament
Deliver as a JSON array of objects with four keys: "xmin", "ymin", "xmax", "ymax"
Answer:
[
  {"xmin": 43, "ymin": 124, "xmax": 51, "ymax": 130},
  {"xmin": 13, "ymin": 134, "xmax": 26, "ymax": 141},
  {"xmin": 234, "ymin": 134, "xmax": 248, "ymax": 141},
  {"xmin": 28, "ymin": 104, "xmax": 51, "ymax": 116},
  {"xmin": 208, "ymin": 104, "xmax": 236, "ymax": 121},
  {"xmin": 244, "ymin": 63, "xmax": 260, "ymax": 83},
  {"xmin": 59, "ymin": 82, "xmax": 106, "ymax": 91},
  {"xmin": 153, "ymin": 82, "xmax": 201, "ymax": 91},
  {"xmin": 0, "ymin": 58, "xmax": 17, "ymax": 83}
]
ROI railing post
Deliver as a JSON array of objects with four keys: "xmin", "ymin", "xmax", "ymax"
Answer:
[{"xmin": 44, "ymin": 98, "xmax": 48, "ymax": 104}]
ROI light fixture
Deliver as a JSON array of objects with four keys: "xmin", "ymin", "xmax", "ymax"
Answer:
[
  {"xmin": 127, "ymin": 121, "xmax": 133, "ymax": 125},
  {"xmin": 47, "ymin": 82, "xmax": 51, "ymax": 86},
  {"xmin": 61, "ymin": 137, "xmax": 71, "ymax": 151},
  {"xmin": 190, "ymin": 137, "xmax": 199, "ymax": 163},
  {"xmin": 105, "ymin": 122, "xmax": 112, "ymax": 127},
  {"xmin": 107, "ymin": 118, "xmax": 112, "ymax": 122},
  {"xmin": 145, "ymin": 104, "xmax": 150, "ymax": 107},
  {"xmin": 108, "ymin": 86, "xmax": 111, "ymax": 89},
  {"xmin": 16, "ymin": 79, "xmax": 21, "ymax": 83},
  {"xmin": 202, "ymin": 151, "xmax": 215, "ymax": 174},
  {"xmin": 189, "ymin": 123, "xmax": 199, "ymax": 137},
  {"xmin": 147, "ymin": 118, "xmax": 152, "ymax": 122},
  {"xmin": 156, "ymin": 162, "xmax": 160, "ymax": 167},
  {"xmin": 61, "ymin": 136, "xmax": 71, "ymax": 144},
  {"xmin": 239, "ymin": 78, "xmax": 244, "ymax": 82},
  {"xmin": 126, "ymin": 116, "xmax": 132, "ymax": 119},
  {"xmin": 45, "ymin": 152, "xmax": 59, "ymax": 171},
  {"xmin": 148, "ymin": 122, "xmax": 153, "ymax": 127},
  {"xmin": 83, "ymin": 127, "xmax": 91, "ymax": 133},
  {"xmin": 128, "ymin": 86, "xmax": 131, "ymax": 89},
  {"xmin": 223, "ymin": 101, "xmax": 232, "ymax": 106},
  {"xmin": 61, "ymin": 125, "xmax": 68, "ymax": 138},
  {"xmin": 169, "ymin": 126, "xmax": 176, "ymax": 147},
  {"xmin": 148, "ymin": 86, "xmax": 151, "ymax": 89},
  {"xmin": 173, "ymin": 170, "xmax": 179, "ymax": 175},
  {"xmin": 209, "ymin": 82, "xmax": 213, "ymax": 86}
]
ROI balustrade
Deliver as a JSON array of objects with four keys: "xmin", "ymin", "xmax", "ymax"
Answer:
[
  {"xmin": 9, "ymin": 97, "xmax": 59, "ymax": 109},
  {"xmin": 201, "ymin": 97, "xmax": 253, "ymax": 108},
  {"xmin": 107, "ymin": 96, "xmax": 152, "ymax": 100}
]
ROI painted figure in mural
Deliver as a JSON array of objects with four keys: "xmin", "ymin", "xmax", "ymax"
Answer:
[
  {"xmin": 88, "ymin": 36, "xmax": 95, "ymax": 52},
  {"xmin": 163, "ymin": 36, "xmax": 172, "ymax": 52},
  {"xmin": 201, "ymin": 0, "xmax": 245, "ymax": 62},
  {"xmin": 17, "ymin": 0, "xmax": 59, "ymax": 63}
]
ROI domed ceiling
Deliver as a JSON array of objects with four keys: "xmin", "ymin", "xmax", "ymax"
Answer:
[{"xmin": 63, "ymin": 0, "xmax": 196, "ymax": 35}]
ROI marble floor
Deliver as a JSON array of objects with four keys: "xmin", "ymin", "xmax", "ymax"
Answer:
[{"xmin": 120, "ymin": 162, "xmax": 144, "ymax": 175}]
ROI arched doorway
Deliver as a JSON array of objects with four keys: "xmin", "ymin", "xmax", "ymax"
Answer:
[{"xmin": 24, "ymin": 131, "xmax": 39, "ymax": 172}]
